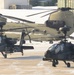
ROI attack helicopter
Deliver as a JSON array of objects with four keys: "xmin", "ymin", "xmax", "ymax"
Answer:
[
  {"xmin": 43, "ymin": 26, "xmax": 74, "ymax": 67},
  {"xmin": 26, "ymin": 1, "xmax": 74, "ymax": 67},
  {"xmin": 0, "ymin": 14, "xmax": 34, "ymax": 58}
]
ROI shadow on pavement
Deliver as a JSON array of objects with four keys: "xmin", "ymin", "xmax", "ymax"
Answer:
[{"xmin": 8, "ymin": 56, "xmax": 43, "ymax": 60}]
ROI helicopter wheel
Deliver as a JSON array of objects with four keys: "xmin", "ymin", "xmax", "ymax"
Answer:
[
  {"xmin": 52, "ymin": 60, "xmax": 56, "ymax": 67},
  {"xmin": 4, "ymin": 54, "xmax": 7, "ymax": 58},
  {"xmin": 66, "ymin": 63, "xmax": 70, "ymax": 67},
  {"xmin": 52, "ymin": 63, "xmax": 56, "ymax": 67},
  {"xmin": 64, "ymin": 61, "xmax": 70, "ymax": 67}
]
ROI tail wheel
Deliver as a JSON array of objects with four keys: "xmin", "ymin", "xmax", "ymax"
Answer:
[{"xmin": 64, "ymin": 61, "xmax": 70, "ymax": 67}]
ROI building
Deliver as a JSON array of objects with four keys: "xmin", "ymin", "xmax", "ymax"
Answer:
[
  {"xmin": 0, "ymin": 0, "xmax": 32, "ymax": 9},
  {"xmin": 38, "ymin": 0, "xmax": 52, "ymax": 6},
  {"xmin": 58, "ymin": 0, "xmax": 74, "ymax": 8}
]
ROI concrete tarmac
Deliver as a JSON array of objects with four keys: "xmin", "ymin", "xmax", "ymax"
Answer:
[{"xmin": 0, "ymin": 41, "xmax": 74, "ymax": 75}]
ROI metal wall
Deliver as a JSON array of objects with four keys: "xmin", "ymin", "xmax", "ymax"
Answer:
[
  {"xmin": 0, "ymin": 0, "xmax": 4, "ymax": 9},
  {"xmin": 0, "ymin": 0, "xmax": 29, "ymax": 9},
  {"xmin": 58, "ymin": 0, "xmax": 74, "ymax": 8}
]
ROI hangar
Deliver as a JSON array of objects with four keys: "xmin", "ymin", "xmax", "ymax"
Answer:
[
  {"xmin": 58, "ymin": 0, "xmax": 74, "ymax": 8},
  {"xmin": 0, "ymin": 0, "xmax": 32, "ymax": 9}
]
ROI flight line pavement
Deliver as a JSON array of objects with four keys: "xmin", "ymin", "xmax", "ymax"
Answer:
[{"xmin": 0, "ymin": 41, "xmax": 74, "ymax": 75}]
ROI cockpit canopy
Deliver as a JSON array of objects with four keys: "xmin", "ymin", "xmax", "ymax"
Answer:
[{"xmin": 48, "ymin": 41, "xmax": 74, "ymax": 54}]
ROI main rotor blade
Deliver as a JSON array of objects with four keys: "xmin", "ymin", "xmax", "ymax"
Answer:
[
  {"xmin": 26, "ymin": 10, "xmax": 56, "ymax": 17},
  {"xmin": 3, "ymin": 27, "xmax": 32, "ymax": 31},
  {"xmin": 41, "ymin": 10, "xmax": 58, "ymax": 18},
  {"xmin": 28, "ymin": 8, "xmax": 74, "ymax": 18},
  {"xmin": 0, "ymin": 14, "xmax": 35, "ymax": 23}
]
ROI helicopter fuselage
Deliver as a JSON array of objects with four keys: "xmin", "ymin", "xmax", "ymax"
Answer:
[
  {"xmin": 45, "ymin": 10, "xmax": 74, "ymax": 35},
  {"xmin": 43, "ymin": 41, "xmax": 74, "ymax": 67},
  {"xmin": 0, "ymin": 33, "xmax": 34, "ymax": 58}
]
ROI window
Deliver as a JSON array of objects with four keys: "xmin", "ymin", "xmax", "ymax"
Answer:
[
  {"xmin": 55, "ymin": 44, "xmax": 64, "ymax": 53},
  {"xmin": 48, "ymin": 44, "xmax": 57, "ymax": 51}
]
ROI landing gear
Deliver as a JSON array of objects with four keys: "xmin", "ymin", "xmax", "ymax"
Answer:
[
  {"xmin": 1, "ymin": 52, "xmax": 7, "ymax": 58},
  {"xmin": 4, "ymin": 54, "xmax": 7, "ymax": 58},
  {"xmin": 22, "ymin": 52, "xmax": 24, "ymax": 56},
  {"xmin": 21, "ymin": 49, "xmax": 24, "ymax": 56},
  {"xmin": 67, "ymin": 63, "xmax": 70, "ymax": 67},
  {"xmin": 52, "ymin": 60, "xmax": 58, "ymax": 67},
  {"xmin": 1, "ymin": 47, "xmax": 8, "ymax": 58},
  {"xmin": 64, "ymin": 61, "xmax": 70, "ymax": 67}
]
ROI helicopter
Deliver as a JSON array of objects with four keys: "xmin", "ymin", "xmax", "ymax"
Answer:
[
  {"xmin": 26, "ymin": 5, "xmax": 74, "ymax": 36},
  {"xmin": 25, "ymin": 2, "xmax": 74, "ymax": 67},
  {"xmin": 0, "ymin": 15, "xmax": 34, "ymax": 58},
  {"xmin": 43, "ymin": 26, "xmax": 74, "ymax": 67},
  {"xmin": 45, "ymin": 7, "xmax": 74, "ymax": 36},
  {"xmin": 0, "ymin": 5, "xmax": 74, "ymax": 39}
]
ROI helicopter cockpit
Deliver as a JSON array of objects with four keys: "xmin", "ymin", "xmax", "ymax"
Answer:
[
  {"xmin": 44, "ymin": 41, "xmax": 74, "ymax": 62},
  {"xmin": 45, "ymin": 41, "xmax": 74, "ymax": 58},
  {"xmin": 46, "ymin": 20, "xmax": 65, "ymax": 30},
  {"xmin": 48, "ymin": 43, "xmax": 64, "ymax": 53}
]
